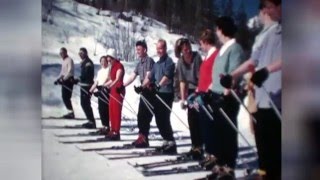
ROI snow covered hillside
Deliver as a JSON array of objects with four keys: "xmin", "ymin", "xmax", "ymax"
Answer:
[{"xmin": 42, "ymin": 1, "xmax": 256, "ymax": 179}]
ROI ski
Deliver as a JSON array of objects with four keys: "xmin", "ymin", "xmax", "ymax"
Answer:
[
  {"xmin": 58, "ymin": 135, "xmax": 190, "ymax": 144},
  {"xmin": 79, "ymin": 144, "xmax": 159, "ymax": 152},
  {"xmin": 105, "ymin": 150, "xmax": 177, "ymax": 160},
  {"xmin": 42, "ymin": 124, "xmax": 157, "ymax": 130},
  {"xmin": 59, "ymin": 137, "xmax": 129, "ymax": 144},
  {"xmin": 141, "ymin": 164, "xmax": 207, "ymax": 177},
  {"xmin": 101, "ymin": 143, "xmax": 191, "ymax": 160},
  {"xmin": 54, "ymin": 130, "xmax": 181, "ymax": 138},
  {"xmin": 80, "ymin": 142, "xmax": 191, "ymax": 151},
  {"xmin": 129, "ymin": 155, "xmax": 196, "ymax": 169},
  {"xmin": 41, "ymin": 116, "xmax": 88, "ymax": 121}
]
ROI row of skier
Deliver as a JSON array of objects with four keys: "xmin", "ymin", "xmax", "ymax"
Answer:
[{"xmin": 52, "ymin": 0, "xmax": 281, "ymax": 179}]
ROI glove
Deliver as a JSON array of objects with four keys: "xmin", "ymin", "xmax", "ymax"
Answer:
[
  {"xmin": 251, "ymin": 67, "xmax": 269, "ymax": 87},
  {"xmin": 72, "ymin": 78, "xmax": 79, "ymax": 85},
  {"xmin": 116, "ymin": 85, "xmax": 125, "ymax": 94},
  {"xmin": 93, "ymin": 91, "xmax": 100, "ymax": 97},
  {"xmin": 180, "ymin": 100, "xmax": 187, "ymax": 109},
  {"xmin": 200, "ymin": 91, "xmax": 213, "ymax": 105},
  {"xmin": 149, "ymin": 83, "xmax": 160, "ymax": 94},
  {"xmin": 54, "ymin": 78, "xmax": 63, "ymax": 85},
  {"xmin": 220, "ymin": 74, "xmax": 233, "ymax": 89},
  {"xmin": 54, "ymin": 80, "xmax": 59, "ymax": 85},
  {"xmin": 194, "ymin": 95, "xmax": 204, "ymax": 106},
  {"xmin": 134, "ymin": 86, "xmax": 143, "ymax": 94}
]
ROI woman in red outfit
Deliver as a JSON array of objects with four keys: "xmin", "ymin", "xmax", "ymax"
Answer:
[{"xmin": 104, "ymin": 48, "xmax": 125, "ymax": 140}]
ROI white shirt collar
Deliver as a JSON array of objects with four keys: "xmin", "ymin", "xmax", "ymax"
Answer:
[
  {"xmin": 205, "ymin": 47, "xmax": 216, "ymax": 60},
  {"xmin": 219, "ymin": 38, "xmax": 236, "ymax": 56}
]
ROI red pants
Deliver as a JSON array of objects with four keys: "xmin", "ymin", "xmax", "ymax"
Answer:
[{"xmin": 109, "ymin": 89, "xmax": 125, "ymax": 133}]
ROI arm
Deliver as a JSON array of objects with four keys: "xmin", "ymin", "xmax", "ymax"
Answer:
[
  {"xmin": 141, "ymin": 71, "xmax": 151, "ymax": 87},
  {"xmin": 89, "ymin": 81, "xmax": 98, "ymax": 93},
  {"xmin": 123, "ymin": 73, "xmax": 137, "ymax": 87},
  {"xmin": 180, "ymin": 82, "xmax": 188, "ymax": 101},
  {"xmin": 267, "ymin": 59, "xmax": 281, "ymax": 73},
  {"xmin": 159, "ymin": 60, "xmax": 175, "ymax": 86},
  {"xmin": 108, "ymin": 69, "xmax": 123, "ymax": 89},
  {"xmin": 231, "ymin": 59, "xmax": 255, "ymax": 80}
]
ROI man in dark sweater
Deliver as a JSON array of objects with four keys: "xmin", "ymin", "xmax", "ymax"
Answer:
[
  {"xmin": 146, "ymin": 39, "xmax": 176, "ymax": 154},
  {"xmin": 77, "ymin": 47, "xmax": 96, "ymax": 128}
]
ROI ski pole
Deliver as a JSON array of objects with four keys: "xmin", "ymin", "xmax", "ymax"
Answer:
[
  {"xmin": 77, "ymin": 85, "xmax": 108, "ymax": 104},
  {"xmin": 140, "ymin": 93, "xmax": 154, "ymax": 109},
  {"xmin": 140, "ymin": 95, "xmax": 155, "ymax": 116},
  {"xmin": 200, "ymin": 104, "xmax": 214, "ymax": 121},
  {"xmin": 120, "ymin": 94, "xmax": 138, "ymax": 115},
  {"xmin": 218, "ymin": 108, "xmax": 257, "ymax": 154},
  {"xmin": 219, "ymin": 108, "xmax": 258, "ymax": 174},
  {"xmin": 261, "ymin": 85, "xmax": 282, "ymax": 122},
  {"xmin": 230, "ymin": 89, "xmax": 257, "ymax": 124},
  {"xmin": 99, "ymin": 90, "xmax": 110, "ymax": 104},
  {"xmin": 106, "ymin": 92, "xmax": 137, "ymax": 116},
  {"xmin": 155, "ymin": 94, "xmax": 189, "ymax": 129}
]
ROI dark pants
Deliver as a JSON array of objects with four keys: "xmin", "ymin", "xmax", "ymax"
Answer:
[
  {"xmin": 80, "ymin": 86, "xmax": 95, "ymax": 123},
  {"xmin": 202, "ymin": 93, "xmax": 239, "ymax": 168},
  {"xmin": 137, "ymin": 91, "xmax": 155, "ymax": 137},
  {"xmin": 154, "ymin": 92, "xmax": 175, "ymax": 141},
  {"xmin": 253, "ymin": 108, "xmax": 281, "ymax": 179},
  {"xmin": 199, "ymin": 106, "xmax": 215, "ymax": 153},
  {"xmin": 97, "ymin": 86, "xmax": 109, "ymax": 127},
  {"xmin": 187, "ymin": 89, "xmax": 203, "ymax": 148},
  {"xmin": 61, "ymin": 79, "xmax": 74, "ymax": 111}
]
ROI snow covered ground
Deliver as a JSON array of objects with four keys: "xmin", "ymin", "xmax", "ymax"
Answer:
[{"xmin": 42, "ymin": 1, "xmax": 256, "ymax": 179}]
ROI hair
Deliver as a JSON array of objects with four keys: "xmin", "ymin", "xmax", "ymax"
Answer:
[
  {"xmin": 100, "ymin": 56, "xmax": 107, "ymax": 62},
  {"xmin": 136, "ymin": 40, "xmax": 148, "ymax": 51},
  {"xmin": 174, "ymin": 38, "xmax": 191, "ymax": 58},
  {"xmin": 199, "ymin": 29, "xmax": 217, "ymax": 45},
  {"xmin": 60, "ymin": 47, "xmax": 67, "ymax": 53},
  {"xmin": 259, "ymin": 2, "xmax": 266, "ymax": 10},
  {"xmin": 215, "ymin": 16, "xmax": 237, "ymax": 38},
  {"xmin": 79, "ymin": 47, "xmax": 88, "ymax": 55},
  {"xmin": 263, "ymin": 0, "xmax": 281, "ymax": 6},
  {"xmin": 157, "ymin": 39, "xmax": 167, "ymax": 49}
]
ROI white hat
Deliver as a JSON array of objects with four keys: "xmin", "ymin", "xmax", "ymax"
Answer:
[{"xmin": 106, "ymin": 48, "xmax": 117, "ymax": 59}]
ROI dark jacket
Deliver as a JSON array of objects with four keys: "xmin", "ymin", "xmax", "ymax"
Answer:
[{"xmin": 80, "ymin": 57, "xmax": 94, "ymax": 85}]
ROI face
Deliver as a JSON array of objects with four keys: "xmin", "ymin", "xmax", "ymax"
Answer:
[
  {"xmin": 199, "ymin": 40, "xmax": 207, "ymax": 53},
  {"xmin": 59, "ymin": 50, "xmax": 67, "ymax": 59},
  {"xmin": 107, "ymin": 56, "xmax": 114, "ymax": 65},
  {"xmin": 156, "ymin": 41, "xmax": 166, "ymax": 57},
  {"xmin": 181, "ymin": 44, "xmax": 191, "ymax": 58},
  {"xmin": 265, "ymin": 1, "xmax": 281, "ymax": 21},
  {"xmin": 215, "ymin": 27, "xmax": 223, "ymax": 43},
  {"xmin": 136, "ymin": 45, "xmax": 146, "ymax": 58},
  {"xmin": 100, "ymin": 57, "xmax": 108, "ymax": 68},
  {"xmin": 78, "ymin": 50, "xmax": 86, "ymax": 60}
]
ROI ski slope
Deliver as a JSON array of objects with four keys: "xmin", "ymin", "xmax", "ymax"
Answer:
[{"xmin": 42, "ymin": 1, "xmax": 256, "ymax": 179}]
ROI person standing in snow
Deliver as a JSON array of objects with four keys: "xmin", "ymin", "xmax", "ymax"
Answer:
[
  {"xmin": 145, "ymin": 39, "xmax": 176, "ymax": 154},
  {"xmin": 200, "ymin": 17, "xmax": 245, "ymax": 175},
  {"xmin": 103, "ymin": 48, "xmax": 125, "ymax": 141},
  {"xmin": 184, "ymin": 29, "xmax": 220, "ymax": 166},
  {"xmin": 123, "ymin": 40, "xmax": 155, "ymax": 148},
  {"xmin": 220, "ymin": 0, "xmax": 282, "ymax": 179},
  {"xmin": 54, "ymin": 47, "xmax": 75, "ymax": 119},
  {"xmin": 175, "ymin": 38, "xmax": 204, "ymax": 160},
  {"xmin": 76, "ymin": 47, "xmax": 96, "ymax": 129},
  {"xmin": 89, "ymin": 56, "xmax": 111, "ymax": 135}
]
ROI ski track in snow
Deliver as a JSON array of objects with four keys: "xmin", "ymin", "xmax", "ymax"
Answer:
[{"xmin": 43, "ymin": 1, "xmax": 256, "ymax": 179}]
